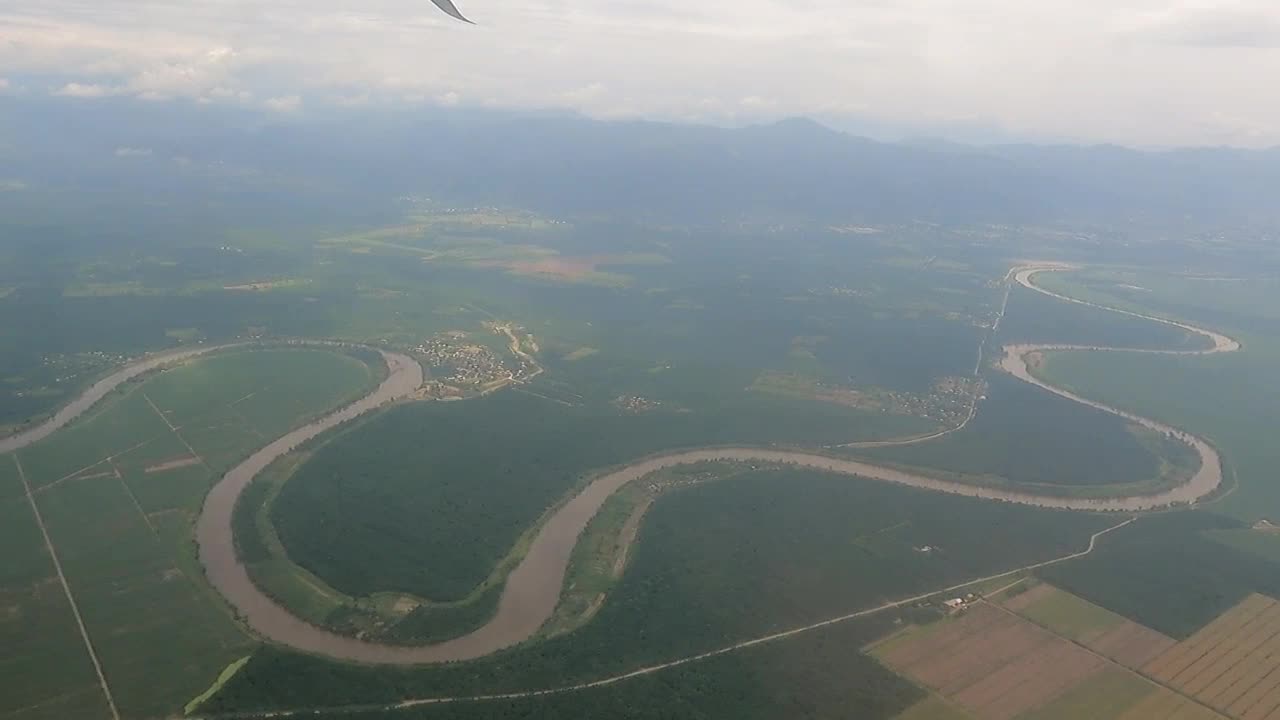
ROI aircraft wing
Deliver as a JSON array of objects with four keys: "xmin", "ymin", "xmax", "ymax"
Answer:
[{"xmin": 430, "ymin": 0, "xmax": 473, "ymax": 23}]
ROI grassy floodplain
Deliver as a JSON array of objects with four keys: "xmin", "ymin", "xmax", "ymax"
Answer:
[
  {"xmin": 1, "ymin": 346, "xmax": 380, "ymax": 719},
  {"xmin": 998, "ymin": 281, "xmax": 1211, "ymax": 351}
]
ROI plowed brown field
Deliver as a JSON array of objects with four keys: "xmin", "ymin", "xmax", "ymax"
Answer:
[
  {"xmin": 878, "ymin": 603, "xmax": 1108, "ymax": 719},
  {"xmin": 1142, "ymin": 594, "xmax": 1280, "ymax": 719},
  {"xmin": 999, "ymin": 582, "xmax": 1176, "ymax": 670}
]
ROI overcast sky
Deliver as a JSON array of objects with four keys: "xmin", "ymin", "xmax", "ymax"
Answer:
[{"xmin": 1, "ymin": 0, "xmax": 1277, "ymax": 147}]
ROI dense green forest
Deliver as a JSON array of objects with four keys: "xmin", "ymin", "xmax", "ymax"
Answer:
[
  {"xmin": 213, "ymin": 613, "xmax": 918, "ymax": 720},
  {"xmin": 1037, "ymin": 511, "xmax": 1280, "ymax": 638},
  {"xmin": 270, "ymin": 393, "xmax": 928, "ymax": 602},
  {"xmin": 858, "ymin": 371, "xmax": 1186, "ymax": 489}
]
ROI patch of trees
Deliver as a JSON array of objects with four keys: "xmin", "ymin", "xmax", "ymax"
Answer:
[
  {"xmin": 272, "ymin": 392, "xmax": 930, "ymax": 602},
  {"xmin": 863, "ymin": 372, "xmax": 1166, "ymax": 488},
  {"xmin": 1038, "ymin": 510, "xmax": 1280, "ymax": 638},
  {"xmin": 202, "ymin": 612, "xmax": 918, "ymax": 719}
]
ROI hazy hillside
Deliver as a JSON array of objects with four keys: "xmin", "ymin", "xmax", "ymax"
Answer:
[{"xmin": 3, "ymin": 97, "xmax": 1278, "ymax": 225}]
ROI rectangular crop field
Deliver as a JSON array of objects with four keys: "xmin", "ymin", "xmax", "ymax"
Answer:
[
  {"xmin": 17, "ymin": 391, "xmax": 173, "ymax": 489},
  {"xmin": 3, "ymin": 348, "xmax": 378, "ymax": 718},
  {"xmin": 0, "ymin": 483, "xmax": 109, "ymax": 720},
  {"xmin": 1115, "ymin": 688, "xmax": 1228, "ymax": 720},
  {"xmin": 874, "ymin": 603, "xmax": 1111, "ymax": 720},
  {"xmin": 1017, "ymin": 668, "xmax": 1160, "ymax": 720},
  {"xmin": 139, "ymin": 349, "xmax": 371, "ymax": 428},
  {"xmin": 122, "ymin": 464, "xmax": 213, "ymax": 515},
  {"xmin": 895, "ymin": 695, "xmax": 973, "ymax": 720},
  {"xmin": 143, "ymin": 348, "xmax": 374, "ymax": 440},
  {"xmin": 35, "ymin": 479, "xmax": 255, "ymax": 720},
  {"xmin": 1142, "ymin": 593, "xmax": 1280, "ymax": 719},
  {"xmin": 1001, "ymin": 582, "xmax": 1176, "ymax": 669},
  {"xmin": 0, "ymin": 455, "xmax": 22, "ymax": 502},
  {"xmin": 1001, "ymin": 582, "xmax": 1124, "ymax": 638},
  {"xmin": 874, "ymin": 600, "xmax": 1219, "ymax": 720}
]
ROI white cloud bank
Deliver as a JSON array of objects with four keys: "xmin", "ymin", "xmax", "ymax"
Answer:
[
  {"xmin": 263, "ymin": 94, "xmax": 302, "ymax": 112},
  {"xmin": 54, "ymin": 81, "xmax": 120, "ymax": 98},
  {"xmin": 2, "ymin": 0, "xmax": 1279, "ymax": 147}
]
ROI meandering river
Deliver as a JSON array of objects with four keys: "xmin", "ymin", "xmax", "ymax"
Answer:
[{"xmin": 0, "ymin": 269, "xmax": 1238, "ymax": 665}]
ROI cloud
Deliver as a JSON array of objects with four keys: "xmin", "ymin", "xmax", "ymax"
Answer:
[
  {"xmin": 53, "ymin": 81, "xmax": 120, "ymax": 98},
  {"xmin": 1135, "ymin": 6, "xmax": 1280, "ymax": 48},
  {"xmin": 263, "ymin": 94, "xmax": 302, "ymax": 112},
  {"xmin": 5, "ymin": 0, "xmax": 1280, "ymax": 146},
  {"xmin": 113, "ymin": 147, "xmax": 152, "ymax": 157},
  {"xmin": 0, "ymin": 77, "xmax": 8, "ymax": 89},
  {"xmin": 333, "ymin": 93, "xmax": 371, "ymax": 106}
]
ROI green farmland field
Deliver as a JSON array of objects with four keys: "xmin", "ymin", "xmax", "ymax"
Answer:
[
  {"xmin": 1017, "ymin": 668, "xmax": 1156, "ymax": 720},
  {"xmin": 35, "ymin": 478, "xmax": 252, "ymax": 719},
  {"xmin": 1, "ymin": 346, "xmax": 380, "ymax": 719},
  {"xmin": 0, "ymin": 476, "xmax": 108, "ymax": 720},
  {"xmin": 0, "ymin": 455, "xmax": 22, "ymax": 502}
]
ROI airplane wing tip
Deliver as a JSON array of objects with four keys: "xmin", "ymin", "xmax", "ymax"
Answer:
[{"xmin": 430, "ymin": 0, "xmax": 475, "ymax": 24}]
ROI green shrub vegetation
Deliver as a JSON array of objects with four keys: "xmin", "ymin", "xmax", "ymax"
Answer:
[{"xmin": 354, "ymin": 585, "xmax": 504, "ymax": 645}]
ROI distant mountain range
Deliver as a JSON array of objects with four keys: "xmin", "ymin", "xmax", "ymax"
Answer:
[{"xmin": 3, "ymin": 96, "xmax": 1278, "ymax": 226}]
